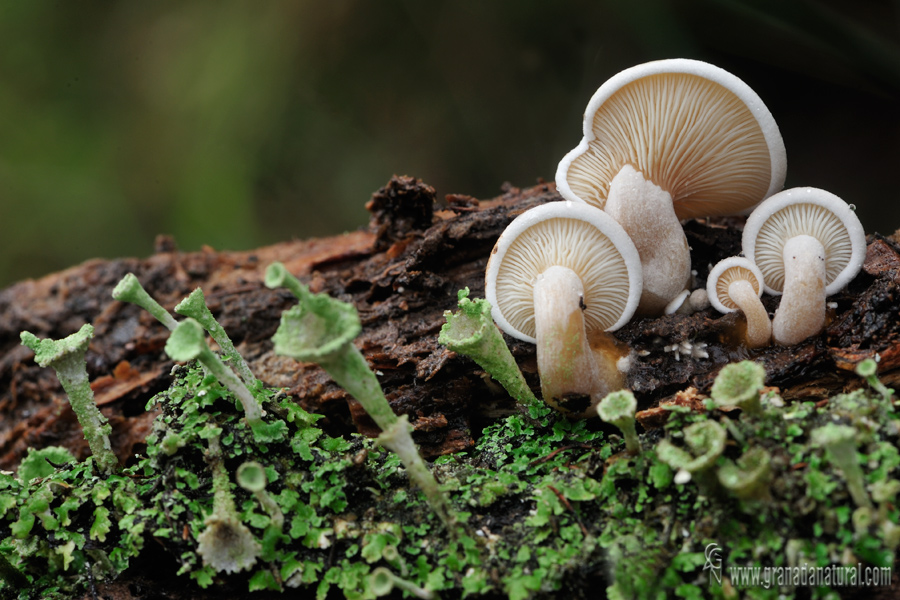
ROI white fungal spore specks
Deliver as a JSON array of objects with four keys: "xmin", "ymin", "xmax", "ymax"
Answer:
[{"xmin": 663, "ymin": 340, "xmax": 709, "ymax": 361}]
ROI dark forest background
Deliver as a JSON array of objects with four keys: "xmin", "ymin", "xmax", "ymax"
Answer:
[{"xmin": 1, "ymin": 0, "xmax": 898, "ymax": 288}]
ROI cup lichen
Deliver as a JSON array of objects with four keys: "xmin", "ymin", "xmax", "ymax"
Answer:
[
  {"xmin": 656, "ymin": 420, "xmax": 727, "ymax": 487},
  {"xmin": 439, "ymin": 288, "xmax": 538, "ymax": 408},
  {"xmin": 265, "ymin": 262, "xmax": 458, "ymax": 532},
  {"xmin": 716, "ymin": 446, "xmax": 772, "ymax": 501},
  {"xmin": 175, "ymin": 287, "xmax": 258, "ymax": 388},
  {"xmin": 20, "ymin": 325, "xmax": 118, "ymax": 475},
  {"xmin": 196, "ymin": 432, "xmax": 261, "ymax": 574},
  {"xmin": 811, "ymin": 423, "xmax": 872, "ymax": 509},
  {"xmin": 710, "ymin": 360, "xmax": 766, "ymax": 416},
  {"xmin": 165, "ymin": 318, "xmax": 286, "ymax": 443},
  {"xmin": 597, "ymin": 390, "xmax": 641, "ymax": 454},
  {"xmin": 236, "ymin": 461, "xmax": 284, "ymax": 534},
  {"xmin": 112, "ymin": 273, "xmax": 179, "ymax": 331},
  {"xmin": 856, "ymin": 358, "xmax": 894, "ymax": 405},
  {"xmin": 369, "ymin": 566, "xmax": 436, "ymax": 599}
]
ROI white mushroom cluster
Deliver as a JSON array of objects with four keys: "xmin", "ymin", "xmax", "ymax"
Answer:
[
  {"xmin": 556, "ymin": 58, "xmax": 787, "ymax": 316},
  {"xmin": 485, "ymin": 58, "xmax": 869, "ymax": 416}
]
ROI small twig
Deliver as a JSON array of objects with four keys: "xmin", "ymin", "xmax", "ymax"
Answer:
[
  {"xmin": 529, "ymin": 443, "xmax": 593, "ymax": 467},
  {"xmin": 547, "ymin": 485, "xmax": 589, "ymax": 538}
]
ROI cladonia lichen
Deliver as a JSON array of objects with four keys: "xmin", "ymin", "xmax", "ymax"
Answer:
[{"xmin": 4, "ymin": 273, "xmax": 898, "ymax": 600}]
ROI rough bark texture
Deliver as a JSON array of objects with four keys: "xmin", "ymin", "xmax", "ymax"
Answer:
[
  {"xmin": 2, "ymin": 176, "xmax": 900, "ymax": 597},
  {"xmin": 0, "ymin": 176, "xmax": 549, "ymax": 471}
]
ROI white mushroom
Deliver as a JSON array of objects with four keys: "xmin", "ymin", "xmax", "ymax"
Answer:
[
  {"xmin": 742, "ymin": 187, "xmax": 866, "ymax": 346},
  {"xmin": 556, "ymin": 58, "xmax": 786, "ymax": 315},
  {"xmin": 485, "ymin": 202, "xmax": 642, "ymax": 416},
  {"xmin": 707, "ymin": 257, "xmax": 771, "ymax": 348}
]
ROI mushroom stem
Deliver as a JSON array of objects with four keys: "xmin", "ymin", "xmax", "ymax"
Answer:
[
  {"xmin": 604, "ymin": 165, "xmax": 691, "ymax": 315},
  {"xmin": 728, "ymin": 280, "xmax": 772, "ymax": 348},
  {"xmin": 772, "ymin": 235, "xmax": 826, "ymax": 345},
  {"xmin": 533, "ymin": 265, "xmax": 609, "ymax": 415}
]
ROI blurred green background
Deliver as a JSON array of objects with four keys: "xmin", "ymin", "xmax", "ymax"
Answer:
[{"xmin": 1, "ymin": 0, "xmax": 899, "ymax": 288}]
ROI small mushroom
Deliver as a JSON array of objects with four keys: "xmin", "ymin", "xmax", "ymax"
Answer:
[
  {"xmin": 556, "ymin": 58, "xmax": 786, "ymax": 315},
  {"xmin": 485, "ymin": 201, "xmax": 642, "ymax": 416},
  {"xmin": 742, "ymin": 187, "xmax": 866, "ymax": 345},
  {"xmin": 706, "ymin": 257, "xmax": 771, "ymax": 348}
]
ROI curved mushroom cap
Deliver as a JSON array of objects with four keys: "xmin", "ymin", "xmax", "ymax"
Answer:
[
  {"xmin": 742, "ymin": 187, "xmax": 867, "ymax": 296},
  {"xmin": 707, "ymin": 257, "xmax": 765, "ymax": 313},
  {"xmin": 485, "ymin": 202, "xmax": 642, "ymax": 343},
  {"xmin": 556, "ymin": 58, "xmax": 786, "ymax": 220}
]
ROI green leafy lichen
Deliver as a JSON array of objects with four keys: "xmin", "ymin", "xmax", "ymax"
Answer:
[{"xmin": 4, "ymin": 306, "xmax": 900, "ymax": 600}]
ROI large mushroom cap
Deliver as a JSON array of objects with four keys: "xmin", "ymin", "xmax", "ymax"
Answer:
[
  {"xmin": 556, "ymin": 58, "xmax": 786, "ymax": 220},
  {"xmin": 742, "ymin": 187, "xmax": 867, "ymax": 296},
  {"xmin": 707, "ymin": 256, "xmax": 765, "ymax": 313},
  {"xmin": 485, "ymin": 201, "xmax": 642, "ymax": 343}
]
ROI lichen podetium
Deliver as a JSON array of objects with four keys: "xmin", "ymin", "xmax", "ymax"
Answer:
[
  {"xmin": 439, "ymin": 288, "xmax": 538, "ymax": 408},
  {"xmin": 20, "ymin": 325, "xmax": 118, "ymax": 475},
  {"xmin": 266, "ymin": 262, "xmax": 458, "ymax": 533}
]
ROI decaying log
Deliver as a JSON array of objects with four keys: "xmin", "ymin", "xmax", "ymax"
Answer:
[{"xmin": 2, "ymin": 175, "xmax": 900, "ymax": 472}]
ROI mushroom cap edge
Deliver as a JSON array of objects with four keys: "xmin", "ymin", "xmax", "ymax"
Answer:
[
  {"xmin": 555, "ymin": 57, "xmax": 787, "ymax": 214},
  {"xmin": 485, "ymin": 201, "xmax": 643, "ymax": 343},
  {"xmin": 741, "ymin": 187, "xmax": 867, "ymax": 296},
  {"xmin": 706, "ymin": 256, "xmax": 766, "ymax": 314}
]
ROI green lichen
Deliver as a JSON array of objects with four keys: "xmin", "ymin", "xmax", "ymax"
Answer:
[
  {"xmin": 165, "ymin": 318, "xmax": 287, "ymax": 443},
  {"xmin": 811, "ymin": 423, "xmax": 872, "ymax": 509},
  {"xmin": 196, "ymin": 432, "xmax": 261, "ymax": 574},
  {"xmin": 856, "ymin": 358, "xmax": 894, "ymax": 405},
  {"xmin": 5, "ymin": 282, "xmax": 900, "ymax": 599},
  {"xmin": 20, "ymin": 325, "xmax": 118, "ymax": 475},
  {"xmin": 3, "ymin": 352, "xmax": 900, "ymax": 599},
  {"xmin": 112, "ymin": 273, "xmax": 179, "ymax": 331},
  {"xmin": 656, "ymin": 420, "xmax": 727, "ymax": 488},
  {"xmin": 439, "ymin": 288, "xmax": 538, "ymax": 408},
  {"xmin": 598, "ymin": 390, "xmax": 641, "ymax": 454},
  {"xmin": 266, "ymin": 262, "xmax": 457, "ymax": 533},
  {"xmin": 716, "ymin": 446, "xmax": 772, "ymax": 501},
  {"xmin": 0, "ymin": 447, "xmax": 145, "ymax": 598},
  {"xmin": 710, "ymin": 360, "xmax": 767, "ymax": 416},
  {"xmin": 175, "ymin": 287, "xmax": 258, "ymax": 388}
]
